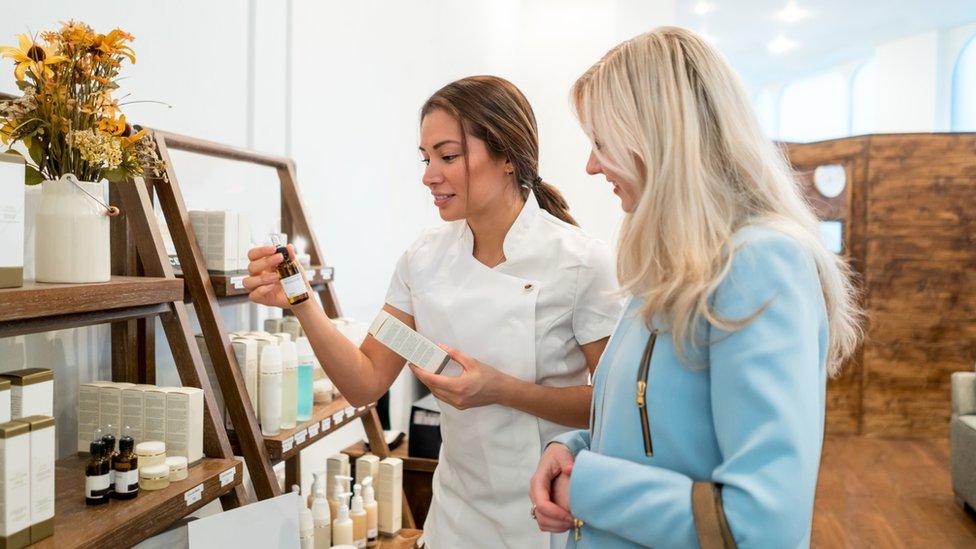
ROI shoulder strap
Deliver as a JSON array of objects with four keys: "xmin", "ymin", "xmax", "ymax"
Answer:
[{"xmin": 691, "ymin": 481, "xmax": 737, "ymax": 549}]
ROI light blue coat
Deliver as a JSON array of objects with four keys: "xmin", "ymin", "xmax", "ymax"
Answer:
[{"xmin": 553, "ymin": 226, "xmax": 828, "ymax": 548}]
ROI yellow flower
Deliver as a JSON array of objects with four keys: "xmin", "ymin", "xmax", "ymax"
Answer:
[
  {"xmin": 97, "ymin": 114, "xmax": 126, "ymax": 136},
  {"xmin": 94, "ymin": 29, "xmax": 135, "ymax": 64},
  {"xmin": 0, "ymin": 34, "xmax": 68, "ymax": 81}
]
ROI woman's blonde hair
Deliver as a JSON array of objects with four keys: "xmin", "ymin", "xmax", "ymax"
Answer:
[{"xmin": 572, "ymin": 27, "xmax": 861, "ymax": 375}]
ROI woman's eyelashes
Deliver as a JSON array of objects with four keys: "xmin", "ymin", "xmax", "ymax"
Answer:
[{"xmin": 420, "ymin": 154, "xmax": 460, "ymax": 166}]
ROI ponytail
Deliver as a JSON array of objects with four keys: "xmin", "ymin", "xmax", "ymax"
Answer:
[{"xmin": 523, "ymin": 179, "xmax": 577, "ymax": 226}]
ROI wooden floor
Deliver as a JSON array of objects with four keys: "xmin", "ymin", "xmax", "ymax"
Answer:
[{"xmin": 813, "ymin": 436, "xmax": 976, "ymax": 548}]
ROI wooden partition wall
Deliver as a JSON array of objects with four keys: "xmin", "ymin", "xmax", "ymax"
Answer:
[{"xmin": 784, "ymin": 133, "xmax": 976, "ymax": 438}]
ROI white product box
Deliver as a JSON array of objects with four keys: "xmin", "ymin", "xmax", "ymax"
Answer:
[
  {"xmin": 281, "ymin": 317, "xmax": 303, "ymax": 341},
  {"xmin": 165, "ymin": 387, "xmax": 204, "ymax": 464},
  {"xmin": 22, "ymin": 416, "xmax": 53, "ymax": 544},
  {"xmin": 231, "ymin": 338, "xmax": 259, "ymax": 427},
  {"xmin": 0, "ymin": 369, "xmax": 54, "ymax": 420},
  {"xmin": 368, "ymin": 310, "xmax": 450, "ymax": 374},
  {"xmin": 0, "ymin": 380, "xmax": 9, "ymax": 424},
  {"xmin": 121, "ymin": 385, "xmax": 152, "ymax": 442},
  {"xmin": 206, "ymin": 210, "xmax": 238, "ymax": 272},
  {"xmin": 355, "ymin": 454, "xmax": 380, "ymax": 487},
  {"xmin": 377, "ymin": 457, "xmax": 403, "ymax": 535},
  {"xmin": 0, "ymin": 421, "xmax": 30, "ymax": 548},
  {"xmin": 97, "ymin": 382, "xmax": 134, "ymax": 438},
  {"xmin": 263, "ymin": 318, "xmax": 282, "ymax": 334},
  {"xmin": 0, "ymin": 153, "xmax": 25, "ymax": 289},
  {"xmin": 77, "ymin": 381, "xmax": 112, "ymax": 452},
  {"xmin": 143, "ymin": 387, "xmax": 172, "ymax": 443}
]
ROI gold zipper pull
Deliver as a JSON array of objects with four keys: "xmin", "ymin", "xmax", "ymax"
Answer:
[
  {"xmin": 636, "ymin": 380, "xmax": 646, "ymax": 408},
  {"xmin": 574, "ymin": 518, "xmax": 584, "ymax": 541}
]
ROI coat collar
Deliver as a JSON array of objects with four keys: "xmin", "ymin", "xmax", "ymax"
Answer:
[{"xmin": 458, "ymin": 190, "xmax": 541, "ymax": 264}]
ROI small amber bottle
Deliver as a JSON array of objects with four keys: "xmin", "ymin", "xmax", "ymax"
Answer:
[
  {"xmin": 271, "ymin": 235, "xmax": 309, "ymax": 305},
  {"xmin": 112, "ymin": 435, "xmax": 139, "ymax": 499},
  {"xmin": 101, "ymin": 431, "xmax": 117, "ymax": 494},
  {"xmin": 86, "ymin": 440, "xmax": 110, "ymax": 505}
]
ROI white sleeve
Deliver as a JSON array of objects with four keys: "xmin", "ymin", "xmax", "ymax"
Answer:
[
  {"xmin": 572, "ymin": 239, "xmax": 622, "ymax": 345},
  {"xmin": 383, "ymin": 249, "xmax": 413, "ymax": 315}
]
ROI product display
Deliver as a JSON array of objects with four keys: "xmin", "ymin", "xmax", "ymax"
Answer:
[
  {"xmin": 77, "ymin": 382, "xmax": 109, "ymax": 452},
  {"xmin": 368, "ymin": 311, "xmax": 450, "ymax": 374},
  {"xmin": 272, "ymin": 234, "xmax": 309, "ymax": 305},
  {"xmin": 101, "ymin": 431, "xmax": 117, "ymax": 493},
  {"xmin": 377, "ymin": 457, "xmax": 402, "ymax": 536},
  {"xmin": 296, "ymin": 337, "xmax": 316, "ymax": 419},
  {"xmin": 134, "ymin": 441, "xmax": 166, "ymax": 468},
  {"xmin": 281, "ymin": 340, "xmax": 298, "ymax": 430},
  {"xmin": 332, "ymin": 492, "xmax": 353, "ymax": 546},
  {"xmin": 112, "ymin": 435, "xmax": 138, "ymax": 500},
  {"xmin": 166, "ymin": 456, "xmax": 188, "ymax": 482},
  {"xmin": 97, "ymin": 383, "xmax": 126, "ymax": 439},
  {"xmin": 138, "ymin": 465, "xmax": 170, "ymax": 491},
  {"xmin": 22, "ymin": 416, "xmax": 54, "ymax": 543},
  {"xmin": 350, "ymin": 483, "xmax": 367, "ymax": 548},
  {"xmin": 310, "ymin": 471, "xmax": 331, "ymax": 548},
  {"xmin": 188, "ymin": 210, "xmax": 252, "ymax": 272},
  {"xmin": 0, "ymin": 153, "xmax": 25, "ymax": 290},
  {"xmin": 355, "ymin": 454, "xmax": 379, "ymax": 487},
  {"xmin": 362, "ymin": 477, "xmax": 378, "ymax": 548},
  {"xmin": 142, "ymin": 387, "xmax": 171, "ymax": 444},
  {"xmin": 85, "ymin": 439, "xmax": 110, "ymax": 507},
  {"xmin": 259, "ymin": 344, "xmax": 283, "ymax": 436},
  {"xmin": 0, "ymin": 368, "xmax": 54, "ymax": 419},
  {"xmin": 165, "ymin": 387, "xmax": 204, "ymax": 464},
  {"xmin": 296, "ymin": 485, "xmax": 314, "ymax": 549},
  {"xmin": 121, "ymin": 384, "xmax": 150, "ymax": 443},
  {"xmin": 326, "ymin": 454, "xmax": 351, "ymax": 509}
]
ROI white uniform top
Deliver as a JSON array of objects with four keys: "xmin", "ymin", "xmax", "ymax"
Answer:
[{"xmin": 385, "ymin": 192, "xmax": 621, "ymax": 548}]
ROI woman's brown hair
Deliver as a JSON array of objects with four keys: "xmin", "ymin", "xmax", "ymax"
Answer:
[{"xmin": 421, "ymin": 75, "xmax": 577, "ymax": 226}]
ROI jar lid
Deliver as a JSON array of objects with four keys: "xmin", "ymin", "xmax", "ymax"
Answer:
[
  {"xmin": 166, "ymin": 456, "xmax": 188, "ymax": 471},
  {"xmin": 140, "ymin": 464, "xmax": 170, "ymax": 479},
  {"xmin": 135, "ymin": 440, "xmax": 166, "ymax": 456}
]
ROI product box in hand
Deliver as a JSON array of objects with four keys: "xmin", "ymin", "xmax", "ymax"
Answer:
[
  {"xmin": 408, "ymin": 393, "xmax": 442, "ymax": 460},
  {"xmin": 0, "ymin": 153, "xmax": 25, "ymax": 289},
  {"xmin": 0, "ymin": 368, "xmax": 54, "ymax": 419}
]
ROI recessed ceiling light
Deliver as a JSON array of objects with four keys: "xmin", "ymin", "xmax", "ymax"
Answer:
[
  {"xmin": 693, "ymin": 1, "xmax": 715, "ymax": 15},
  {"xmin": 777, "ymin": 1, "xmax": 808, "ymax": 23},
  {"xmin": 767, "ymin": 35, "xmax": 797, "ymax": 54}
]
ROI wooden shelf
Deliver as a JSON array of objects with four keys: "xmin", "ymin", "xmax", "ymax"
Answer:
[
  {"xmin": 0, "ymin": 277, "xmax": 183, "ymax": 337},
  {"xmin": 30, "ymin": 456, "xmax": 242, "ymax": 549},
  {"xmin": 227, "ymin": 397, "xmax": 372, "ymax": 460},
  {"xmin": 176, "ymin": 266, "xmax": 333, "ymax": 304}
]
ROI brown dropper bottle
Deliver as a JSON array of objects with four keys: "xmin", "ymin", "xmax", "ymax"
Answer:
[{"xmin": 271, "ymin": 235, "xmax": 309, "ymax": 306}]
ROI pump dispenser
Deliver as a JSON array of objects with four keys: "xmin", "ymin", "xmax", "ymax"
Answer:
[
  {"xmin": 311, "ymin": 472, "xmax": 332, "ymax": 549},
  {"xmin": 295, "ymin": 484, "xmax": 314, "ymax": 549},
  {"xmin": 332, "ymin": 492, "xmax": 353, "ymax": 546},
  {"xmin": 350, "ymin": 483, "xmax": 367, "ymax": 548},
  {"xmin": 331, "ymin": 474, "xmax": 353, "ymax": 519},
  {"xmin": 362, "ymin": 477, "xmax": 378, "ymax": 547}
]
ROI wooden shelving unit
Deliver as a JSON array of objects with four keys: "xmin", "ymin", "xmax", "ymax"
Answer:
[
  {"xmin": 146, "ymin": 129, "xmax": 416, "ymax": 530},
  {"xmin": 33, "ymin": 456, "xmax": 242, "ymax": 548}
]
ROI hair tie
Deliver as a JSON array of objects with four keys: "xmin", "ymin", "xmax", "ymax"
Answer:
[{"xmin": 532, "ymin": 176, "xmax": 543, "ymax": 187}]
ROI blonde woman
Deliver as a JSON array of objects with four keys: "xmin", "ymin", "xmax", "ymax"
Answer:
[{"xmin": 528, "ymin": 27, "xmax": 861, "ymax": 548}]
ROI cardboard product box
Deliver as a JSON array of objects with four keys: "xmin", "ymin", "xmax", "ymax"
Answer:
[
  {"xmin": 377, "ymin": 457, "xmax": 403, "ymax": 536},
  {"xmin": 143, "ymin": 387, "xmax": 173, "ymax": 443},
  {"xmin": 77, "ymin": 382, "xmax": 112, "ymax": 452},
  {"xmin": 21, "ymin": 416, "xmax": 53, "ymax": 544},
  {"xmin": 0, "ymin": 153, "xmax": 25, "ymax": 289},
  {"xmin": 0, "ymin": 420, "xmax": 30, "ymax": 548},
  {"xmin": 205, "ymin": 211, "xmax": 238, "ymax": 272},
  {"xmin": 0, "ymin": 369, "xmax": 54, "ymax": 420},
  {"xmin": 96, "ymin": 382, "xmax": 134, "ymax": 438},
  {"xmin": 408, "ymin": 393, "xmax": 442, "ymax": 460},
  {"xmin": 165, "ymin": 387, "xmax": 204, "ymax": 464},
  {"xmin": 231, "ymin": 338, "xmax": 259, "ymax": 428},
  {"xmin": 121, "ymin": 385, "xmax": 153, "ymax": 442}
]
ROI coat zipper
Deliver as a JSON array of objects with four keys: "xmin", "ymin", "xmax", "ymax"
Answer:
[{"xmin": 637, "ymin": 330, "xmax": 658, "ymax": 457}]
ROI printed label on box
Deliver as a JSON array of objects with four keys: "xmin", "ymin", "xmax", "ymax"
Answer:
[{"xmin": 219, "ymin": 468, "xmax": 236, "ymax": 487}]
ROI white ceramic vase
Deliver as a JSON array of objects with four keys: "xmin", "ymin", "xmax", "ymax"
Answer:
[{"xmin": 34, "ymin": 174, "xmax": 110, "ymax": 283}]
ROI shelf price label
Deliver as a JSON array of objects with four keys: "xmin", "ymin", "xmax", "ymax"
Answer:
[
  {"xmin": 344, "ymin": 406, "xmax": 356, "ymax": 419},
  {"xmin": 230, "ymin": 275, "xmax": 246, "ymax": 289},
  {"xmin": 294, "ymin": 429, "xmax": 308, "ymax": 445},
  {"xmin": 321, "ymin": 418, "xmax": 332, "ymax": 432},
  {"xmin": 184, "ymin": 483, "xmax": 204, "ymax": 506},
  {"xmin": 307, "ymin": 423, "xmax": 320, "ymax": 437},
  {"xmin": 219, "ymin": 468, "xmax": 236, "ymax": 487},
  {"xmin": 332, "ymin": 411, "xmax": 345, "ymax": 425},
  {"xmin": 282, "ymin": 436, "xmax": 295, "ymax": 453}
]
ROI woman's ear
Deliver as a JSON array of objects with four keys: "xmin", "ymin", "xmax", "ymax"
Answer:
[{"xmin": 504, "ymin": 159, "xmax": 514, "ymax": 175}]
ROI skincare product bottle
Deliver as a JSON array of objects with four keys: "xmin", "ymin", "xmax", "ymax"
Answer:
[
  {"xmin": 307, "ymin": 470, "xmax": 326, "ymax": 508},
  {"xmin": 331, "ymin": 474, "xmax": 353, "ymax": 520},
  {"xmin": 259, "ymin": 344, "xmax": 283, "ymax": 436},
  {"xmin": 85, "ymin": 440, "xmax": 110, "ymax": 505},
  {"xmin": 281, "ymin": 340, "xmax": 298, "ymax": 430},
  {"xmin": 296, "ymin": 337, "xmax": 315, "ymax": 420},
  {"xmin": 332, "ymin": 493, "xmax": 353, "ymax": 546},
  {"xmin": 101, "ymin": 426, "xmax": 116, "ymax": 494},
  {"xmin": 111, "ymin": 434, "xmax": 139, "ymax": 499},
  {"xmin": 362, "ymin": 477, "xmax": 378, "ymax": 548},
  {"xmin": 295, "ymin": 485, "xmax": 314, "ymax": 549},
  {"xmin": 311, "ymin": 473, "xmax": 332, "ymax": 549},
  {"xmin": 271, "ymin": 235, "xmax": 309, "ymax": 305},
  {"xmin": 350, "ymin": 484, "xmax": 366, "ymax": 548}
]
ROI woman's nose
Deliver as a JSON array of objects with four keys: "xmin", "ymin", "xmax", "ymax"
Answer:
[
  {"xmin": 585, "ymin": 150, "xmax": 602, "ymax": 176},
  {"xmin": 423, "ymin": 164, "xmax": 442, "ymax": 186}
]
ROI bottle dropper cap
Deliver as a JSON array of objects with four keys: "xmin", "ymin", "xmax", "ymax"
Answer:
[{"xmin": 270, "ymin": 234, "xmax": 289, "ymax": 261}]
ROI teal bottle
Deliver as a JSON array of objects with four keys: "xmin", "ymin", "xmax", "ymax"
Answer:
[{"xmin": 296, "ymin": 337, "xmax": 315, "ymax": 420}]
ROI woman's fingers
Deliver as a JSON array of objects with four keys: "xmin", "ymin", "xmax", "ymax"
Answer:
[
  {"xmin": 247, "ymin": 245, "xmax": 277, "ymax": 261},
  {"xmin": 535, "ymin": 499, "xmax": 572, "ymax": 523},
  {"xmin": 242, "ymin": 272, "xmax": 278, "ymax": 291},
  {"xmin": 248, "ymin": 283, "xmax": 275, "ymax": 304},
  {"xmin": 248, "ymin": 252, "xmax": 284, "ymax": 276}
]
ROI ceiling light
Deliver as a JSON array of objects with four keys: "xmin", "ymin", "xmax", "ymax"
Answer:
[
  {"xmin": 767, "ymin": 35, "xmax": 797, "ymax": 54},
  {"xmin": 693, "ymin": 2, "xmax": 715, "ymax": 15},
  {"xmin": 776, "ymin": 1, "xmax": 808, "ymax": 23}
]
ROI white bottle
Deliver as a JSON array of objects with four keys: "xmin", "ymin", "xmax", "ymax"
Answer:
[
  {"xmin": 295, "ymin": 484, "xmax": 314, "ymax": 549},
  {"xmin": 362, "ymin": 477, "xmax": 378, "ymax": 548},
  {"xmin": 350, "ymin": 484, "xmax": 367, "ymax": 548},
  {"xmin": 281, "ymin": 339, "xmax": 299, "ymax": 430},
  {"xmin": 259, "ymin": 344, "xmax": 283, "ymax": 436},
  {"xmin": 332, "ymin": 493, "xmax": 354, "ymax": 546},
  {"xmin": 311, "ymin": 473, "xmax": 332, "ymax": 549}
]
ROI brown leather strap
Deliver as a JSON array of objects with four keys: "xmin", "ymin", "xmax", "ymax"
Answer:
[{"xmin": 692, "ymin": 481, "xmax": 737, "ymax": 549}]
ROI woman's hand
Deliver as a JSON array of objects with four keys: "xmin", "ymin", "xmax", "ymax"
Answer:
[
  {"xmin": 242, "ymin": 244, "xmax": 308, "ymax": 309},
  {"xmin": 530, "ymin": 443, "xmax": 575, "ymax": 532},
  {"xmin": 408, "ymin": 345, "xmax": 510, "ymax": 410}
]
